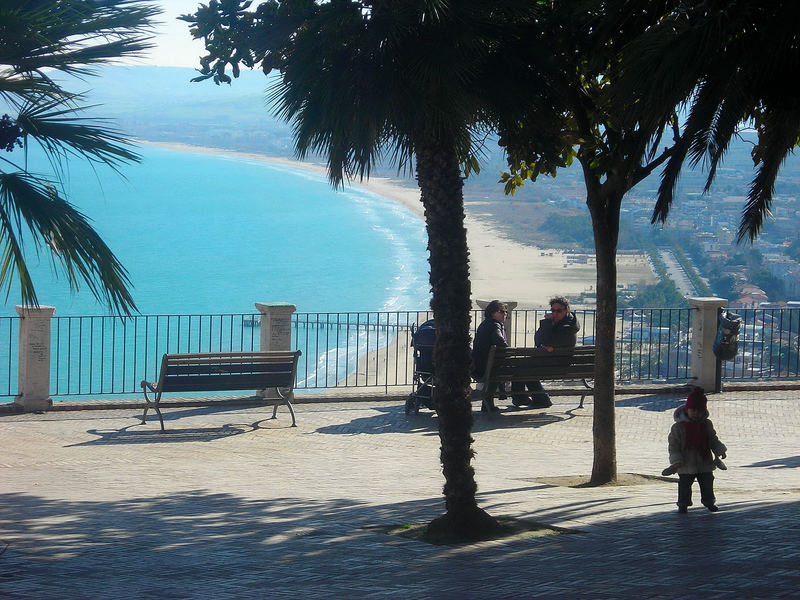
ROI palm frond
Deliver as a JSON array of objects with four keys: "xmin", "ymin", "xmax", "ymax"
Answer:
[
  {"xmin": 16, "ymin": 94, "xmax": 140, "ymax": 169},
  {"xmin": 738, "ymin": 107, "xmax": 800, "ymax": 242},
  {"xmin": 683, "ymin": 76, "xmax": 750, "ymax": 192},
  {"xmin": 0, "ymin": 0, "xmax": 160, "ymax": 75},
  {"xmin": 0, "ymin": 171, "xmax": 136, "ymax": 315}
]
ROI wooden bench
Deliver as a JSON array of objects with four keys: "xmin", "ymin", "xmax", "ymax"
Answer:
[
  {"xmin": 140, "ymin": 350, "xmax": 302, "ymax": 432},
  {"xmin": 474, "ymin": 345, "xmax": 595, "ymax": 409}
]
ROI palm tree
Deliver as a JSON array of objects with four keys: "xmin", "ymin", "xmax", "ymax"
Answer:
[
  {"xmin": 615, "ymin": 0, "xmax": 800, "ymax": 242},
  {"xmin": 183, "ymin": 0, "xmax": 531, "ymax": 539},
  {"xmin": 0, "ymin": 0, "xmax": 160, "ymax": 315}
]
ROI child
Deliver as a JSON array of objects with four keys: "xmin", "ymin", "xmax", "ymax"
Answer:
[{"xmin": 665, "ymin": 387, "xmax": 727, "ymax": 513}]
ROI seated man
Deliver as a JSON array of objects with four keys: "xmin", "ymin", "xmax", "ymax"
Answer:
[{"xmin": 512, "ymin": 295, "xmax": 580, "ymax": 408}]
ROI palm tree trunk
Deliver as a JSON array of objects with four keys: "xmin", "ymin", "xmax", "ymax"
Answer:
[
  {"xmin": 416, "ymin": 138, "xmax": 499, "ymax": 539},
  {"xmin": 587, "ymin": 184, "xmax": 621, "ymax": 484}
]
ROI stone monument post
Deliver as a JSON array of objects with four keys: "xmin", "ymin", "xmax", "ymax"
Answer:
[
  {"xmin": 255, "ymin": 302, "xmax": 297, "ymax": 352},
  {"xmin": 254, "ymin": 302, "xmax": 297, "ymax": 398},
  {"xmin": 14, "ymin": 305, "xmax": 56, "ymax": 411},
  {"xmin": 688, "ymin": 296, "xmax": 727, "ymax": 392}
]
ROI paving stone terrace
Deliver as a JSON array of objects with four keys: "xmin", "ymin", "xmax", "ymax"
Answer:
[{"xmin": 1, "ymin": 388, "xmax": 798, "ymax": 599}]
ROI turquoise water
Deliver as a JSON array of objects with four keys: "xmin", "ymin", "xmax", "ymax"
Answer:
[{"xmin": 3, "ymin": 144, "xmax": 431, "ymax": 316}]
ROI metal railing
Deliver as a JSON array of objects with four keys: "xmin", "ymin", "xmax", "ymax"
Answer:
[
  {"xmin": 719, "ymin": 308, "xmax": 800, "ymax": 381},
  {"xmin": 1, "ymin": 306, "xmax": 797, "ymax": 400},
  {"xmin": 0, "ymin": 316, "xmax": 18, "ymax": 397}
]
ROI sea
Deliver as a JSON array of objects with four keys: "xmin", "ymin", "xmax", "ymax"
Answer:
[
  {"xmin": 3, "ymin": 144, "xmax": 431, "ymax": 316},
  {"xmin": 1, "ymin": 144, "xmax": 431, "ymax": 399}
]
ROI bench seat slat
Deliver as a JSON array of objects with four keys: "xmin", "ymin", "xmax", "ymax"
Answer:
[{"xmin": 160, "ymin": 373, "xmax": 294, "ymax": 392}]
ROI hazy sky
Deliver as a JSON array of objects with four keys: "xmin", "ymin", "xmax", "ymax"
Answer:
[{"xmin": 139, "ymin": 0, "xmax": 209, "ymax": 68}]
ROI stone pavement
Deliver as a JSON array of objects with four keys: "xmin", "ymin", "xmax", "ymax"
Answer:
[{"xmin": 0, "ymin": 388, "xmax": 798, "ymax": 599}]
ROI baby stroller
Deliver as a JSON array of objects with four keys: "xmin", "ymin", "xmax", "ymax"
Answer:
[{"xmin": 405, "ymin": 319, "xmax": 437, "ymax": 414}]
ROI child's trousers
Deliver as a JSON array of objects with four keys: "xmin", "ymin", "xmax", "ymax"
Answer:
[{"xmin": 677, "ymin": 472, "xmax": 715, "ymax": 507}]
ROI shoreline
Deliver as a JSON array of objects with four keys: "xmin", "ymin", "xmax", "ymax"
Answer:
[{"xmin": 141, "ymin": 140, "xmax": 655, "ymax": 308}]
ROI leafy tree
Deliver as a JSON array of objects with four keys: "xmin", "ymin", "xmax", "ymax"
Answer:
[
  {"xmin": 785, "ymin": 241, "xmax": 800, "ymax": 262},
  {"xmin": 708, "ymin": 274, "xmax": 735, "ymax": 300},
  {"xmin": 183, "ymin": 0, "xmax": 531, "ymax": 540},
  {"xmin": 540, "ymin": 213, "xmax": 594, "ymax": 248},
  {"xmin": 497, "ymin": 0, "xmax": 800, "ymax": 482},
  {"xmin": 0, "ymin": 0, "xmax": 160, "ymax": 315},
  {"xmin": 496, "ymin": 3, "xmax": 684, "ymax": 483},
  {"xmin": 752, "ymin": 269, "xmax": 785, "ymax": 302}
]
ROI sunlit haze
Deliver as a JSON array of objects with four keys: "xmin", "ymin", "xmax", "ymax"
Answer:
[{"xmin": 134, "ymin": 0, "xmax": 209, "ymax": 68}]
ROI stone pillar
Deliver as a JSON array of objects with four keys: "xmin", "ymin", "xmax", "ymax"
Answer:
[
  {"xmin": 254, "ymin": 303, "xmax": 297, "ymax": 399},
  {"xmin": 14, "ymin": 305, "xmax": 56, "ymax": 411},
  {"xmin": 475, "ymin": 299, "xmax": 518, "ymax": 344},
  {"xmin": 688, "ymin": 297, "xmax": 727, "ymax": 392},
  {"xmin": 255, "ymin": 302, "xmax": 297, "ymax": 352}
]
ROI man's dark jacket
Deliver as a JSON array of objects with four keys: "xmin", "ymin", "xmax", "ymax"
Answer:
[{"xmin": 534, "ymin": 312, "xmax": 580, "ymax": 348}]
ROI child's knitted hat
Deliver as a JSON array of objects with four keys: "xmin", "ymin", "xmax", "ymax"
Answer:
[{"xmin": 686, "ymin": 387, "xmax": 707, "ymax": 411}]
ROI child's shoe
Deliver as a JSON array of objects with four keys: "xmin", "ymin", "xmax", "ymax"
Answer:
[{"xmin": 707, "ymin": 504, "xmax": 719, "ymax": 512}]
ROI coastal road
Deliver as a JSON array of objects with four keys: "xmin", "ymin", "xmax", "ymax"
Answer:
[{"xmin": 658, "ymin": 248, "xmax": 698, "ymax": 296}]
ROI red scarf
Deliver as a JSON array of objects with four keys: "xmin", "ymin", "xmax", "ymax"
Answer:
[{"xmin": 683, "ymin": 420, "xmax": 711, "ymax": 460}]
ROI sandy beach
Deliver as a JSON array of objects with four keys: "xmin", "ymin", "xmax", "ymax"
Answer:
[{"xmin": 144, "ymin": 141, "xmax": 654, "ymax": 309}]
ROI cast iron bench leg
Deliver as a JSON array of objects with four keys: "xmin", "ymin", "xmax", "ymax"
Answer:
[
  {"xmin": 140, "ymin": 382, "xmax": 166, "ymax": 432},
  {"xmin": 271, "ymin": 387, "xmax": 297, "ymax": 427},
  {"xmin": 578, "ymin": 378, "xmax": 594, "ymax": 409}
]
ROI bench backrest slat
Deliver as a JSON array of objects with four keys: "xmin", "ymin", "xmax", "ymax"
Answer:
[
  {"xmin": 155, "ymin": 350, "xmax": 301, "ymax": 393},
  {"xmin": 484, "ymin": 346, "xmax": 595, "ymax": 384}
]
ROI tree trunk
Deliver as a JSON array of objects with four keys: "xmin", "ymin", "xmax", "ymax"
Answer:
[
  {"xmin": 586, "ymin": 184, "xmax": 622, "ymax": 485},
  {"xmin": 416, "ymin": 138, "xmax": 499, "ymax": 540}
]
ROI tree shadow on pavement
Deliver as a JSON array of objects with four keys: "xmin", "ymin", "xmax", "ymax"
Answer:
[
  {"xmin": 67, "ymin": 418, "xmax": 291, "ymax": 446},
  {"xmin": 614, "ymin": 394, "xmax": 685, "ymax": 412},
  {"xmin": 314, "ymin": 404, "xmax": 572, "ymax": 435},
  {"xmin": 0, "ymin": 489, "xmax": 797, "ymax": 599},
  {"xmin": 471, "ymin": 409, "xmax": 572, "ymax": 432},
  {"xmin": 742, "ymin": 455, "xmax": 800, "ymax": 469},
  {"xmin": 316, "ymin": 405, "xmax": 440, "ymax": 436}
]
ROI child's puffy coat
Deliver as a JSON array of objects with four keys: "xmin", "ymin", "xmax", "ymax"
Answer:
[{"xmin": 668, "ymin": 405, "xmax": 727, "ymax": 474}]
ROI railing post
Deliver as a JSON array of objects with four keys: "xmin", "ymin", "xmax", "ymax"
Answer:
[
  {"xmin": 14, "ymin": 305, "xmax": 56, "ymax": 411},
  {"xmin": 476, "ymin": 299, "xmax": 518, "ymax": 343},
  {"xmin": 687, "ymin": 297, "xmax": 728, "ymax": 392},
  {"xmin": 254, "ymin": 302, "xmax": 297, "ymax": 398},
  {"xmin": 255, "ymin": 302, "xmax": 297, "ymax": 351}
]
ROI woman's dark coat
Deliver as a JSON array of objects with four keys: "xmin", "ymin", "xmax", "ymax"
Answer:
[{"xmin": 471, "ymin": 317, "xmax": 507, "ymax": 378}]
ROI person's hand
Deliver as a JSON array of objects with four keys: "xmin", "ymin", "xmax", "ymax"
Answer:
[{"xmin": 661, "ymin": 463, "xmax": 680, "ymax": 476}]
